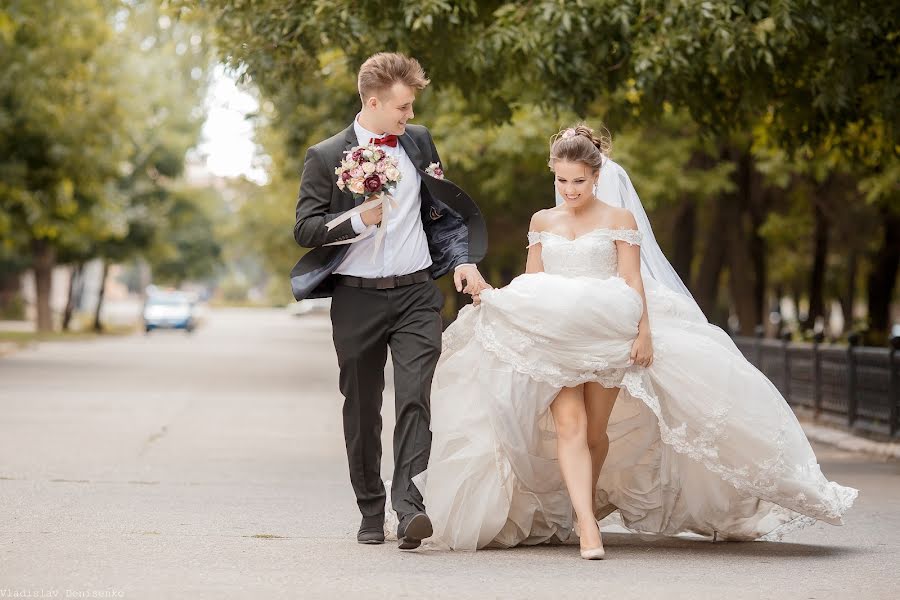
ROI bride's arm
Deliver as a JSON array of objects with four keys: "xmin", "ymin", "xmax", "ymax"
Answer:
[
  {"xmin": 525, "ymin": 244, "xmax": 544, "ymax": 274},
  {"xmin": 616, "ymin": 211, "xmax": 653, "ymax": 367},
  {"xmin": 525, "ymin": 211, "xmax": 546, "ymax": 274}
]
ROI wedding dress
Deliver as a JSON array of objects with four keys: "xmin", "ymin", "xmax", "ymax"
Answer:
[{"xmin": 412, "ymin": 163, "xmax": 857, "ymax": 551}]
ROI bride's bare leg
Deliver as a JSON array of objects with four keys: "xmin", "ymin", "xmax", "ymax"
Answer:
[
  {"xmin": 549, "ymin": 385, "xmax": 601, "ymax": 550},
  {"xmin": 584, "ymin": 383, "xmax": 619, "ymax": 516}
]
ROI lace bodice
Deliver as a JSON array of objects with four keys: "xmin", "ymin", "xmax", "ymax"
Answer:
[{"xmin": 527, "ymin": 228, "xmax": 642, "ymax": 279}]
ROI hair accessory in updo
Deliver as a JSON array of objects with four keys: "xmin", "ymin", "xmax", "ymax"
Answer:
[{"xmin": 548, "ymin": 122, "xmax": 611, "ymax": 173}]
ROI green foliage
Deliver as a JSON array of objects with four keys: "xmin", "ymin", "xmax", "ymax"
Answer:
[
  {"xmin": 192, "ymin": 0, "xmax": 898, "ymax": 151},
  {"xmin": 145, "ymin": 188, "xmax": 222, "ymax": 285},
  {"xmin": 0, "ymin": 2, "xmax": 218, "ymax": 263},
  {"xmin": 107, "ymin": 1, "xmax": 220, "ymax": 279},
  {"xmin": 0, "ymin": 0, "xmax": 224, "ymax": 329},
  {"xmin": 0, "ymin": 0, "xmax": 128, "ymax": 256},
  {"xmin": 193, "ymin": 0, "xmax": 897, "ymax": 331}
]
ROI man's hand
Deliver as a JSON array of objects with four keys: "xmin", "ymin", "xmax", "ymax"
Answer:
[
  {"xmin": 453, "ymin": 264, "xmax": 491, "ymax": 300},
  {"xmin": 360, "ymin": 197, "xmax": 383, "ymax": 226}
]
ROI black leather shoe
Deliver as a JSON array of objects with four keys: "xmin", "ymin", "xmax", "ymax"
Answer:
[
  {"xmin": 357, "ymin": 515, "xmax": 385, "ymax": 545},
  {"xmin": 397, "ymin": 512, "xmax": 432, "ymax": 550}
]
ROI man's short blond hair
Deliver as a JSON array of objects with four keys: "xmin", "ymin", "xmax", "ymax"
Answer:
[{"xmin": 358, "ymin": 52, "xmax": 430, "ymax": 101}]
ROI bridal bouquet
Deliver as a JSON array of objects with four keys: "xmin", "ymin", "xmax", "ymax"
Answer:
[
  {"xmin": 335, "ymin": 144, "xmax": 402, "ymax": 200},
  {"xmin": 324, "ymin": 144, "xmax": 402, "ymax": 258}
]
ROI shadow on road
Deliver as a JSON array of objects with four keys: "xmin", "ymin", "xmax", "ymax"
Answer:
[{"xmin": 468, "ymin": 532, "xmax": 865, "ymax": 560}]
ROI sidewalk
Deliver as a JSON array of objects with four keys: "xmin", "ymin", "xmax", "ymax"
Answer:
[{"xmin": 801, "ymin": 420, "xmax": 900, "ymax": 460}]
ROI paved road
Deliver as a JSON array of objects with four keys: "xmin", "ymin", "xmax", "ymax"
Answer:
[{"xmin": 1, "ymin": 309, "xmax": 898, "ymax": 599}]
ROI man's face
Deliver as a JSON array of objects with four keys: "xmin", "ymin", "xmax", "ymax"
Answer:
[{"xmin": 369, "ymin": 82, "xmax": 417, "ymax": 135}]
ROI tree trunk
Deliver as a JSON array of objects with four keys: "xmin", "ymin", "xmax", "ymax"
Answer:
[
  {"xmin": 671, "ymin": 196, "xmax": 696, "ymax": 284},
  {"xmin": 727, "ymin": 202, "xmax": 758, "ymax": 335},
  {"xmin": 841, "ymin": 250, "xmax": 858, "ymax": 335},
  {"xmin": 725, "ymin": 148, "xmax": 761, "ymax": 335},
  {"xmin": 750, "ymin": 242, "xmax": 767, "ymax": 329},
  {"xmin": 865, "ymin": 208, "xmax": 900, "ymax": 345},
  {"xmin": 749, "ymin": 199, "xmax": 767, "ymax": 328},
  {"xmin": 93, "ymin": 259, "xmax": 109, "ymax": 333},
  {"xmin": 62, "ymin": 263, "xmax": 84, "ymax": 332},
  {"xmin": 32, "ymin": 240, "xmax": 56, "ymax": 333},
  {"xmin": 804, "ymin": 202, "xmax": 829, "ymax": 331},
  {"xmin": 792, "ymin": 286, "xmax": 804, "ymax": 325},
  {"xmin": 694, "ymin": 198, "xmax": 729, "ymax": 324},
  {"xmin": 0, "ymin": 268, "xmax": 23, "ymax": 319}
]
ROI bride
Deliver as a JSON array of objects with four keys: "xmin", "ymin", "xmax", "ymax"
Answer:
[{"xmin": 412, "ymin": 124, "xmax": 857, "ymax": 559}]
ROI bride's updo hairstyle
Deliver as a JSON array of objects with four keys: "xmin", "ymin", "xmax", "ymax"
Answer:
[{"xmin": 548, "ymin": 123, "xmax": 612, "ymax": 174}]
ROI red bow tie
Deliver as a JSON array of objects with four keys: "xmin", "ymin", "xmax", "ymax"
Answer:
[{"xmin": 370, "ymin": 134, "xmax": 398, "ymax": 147}]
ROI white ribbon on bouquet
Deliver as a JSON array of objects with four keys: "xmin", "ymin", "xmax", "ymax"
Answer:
[{"xmin": 322, "ymin": 192, "xmax": 398, "ymax": 261}]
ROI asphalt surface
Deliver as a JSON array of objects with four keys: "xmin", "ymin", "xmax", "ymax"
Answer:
[{"xmin": 1, "ymin": 308, "xmax": 897, "ymax": 599}]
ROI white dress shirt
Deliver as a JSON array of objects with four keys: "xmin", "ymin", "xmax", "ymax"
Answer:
[{"xmin": 333, "ymin": 117, "xmax": 434, "ymax": 278}]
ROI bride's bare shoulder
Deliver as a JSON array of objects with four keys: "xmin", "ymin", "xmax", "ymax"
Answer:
[
  {"xmin": 529, "ymin": 208, "xmax": 556, "ymax": 232},
  {"xmin": 608, "ymin": 206, "xmax": 639, "ymax": 230}
]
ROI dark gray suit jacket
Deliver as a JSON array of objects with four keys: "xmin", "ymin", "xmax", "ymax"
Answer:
[{"xmin": 290, "ymin": 123, "xmax": 487, "ymax": 301}]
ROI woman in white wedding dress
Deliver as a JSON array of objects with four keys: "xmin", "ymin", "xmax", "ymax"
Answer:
[{"xmin": 412, "ymin": 124, "xmax": 857, "ymax": 559}]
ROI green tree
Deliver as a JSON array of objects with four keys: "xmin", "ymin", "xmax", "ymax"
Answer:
[
  {"xmin": 89, "ymin": 0, "xmax": 216, "ymax": 329},
  {"xmin": 195, "ymin": 1, "xmax": 898, "ymax": 150},
  {"xmin": 144, "ymin": 188, "xmax": 222, "ymax": 286},
  {"xmin": 0, "ymin": 0, "xmax": 218, "ymax": 331},
  {"xmin": 197, "ymin": 0, "xmax": 898, "ymax": 334},
  {"xmin": 0, "ymin": 0, "xmax": 128, "ymax": 330}
]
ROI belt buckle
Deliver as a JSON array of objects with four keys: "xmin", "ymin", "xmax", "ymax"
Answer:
[{"xmin": 375, "ymin": 276, "xmax": 395, "ymax": 290}]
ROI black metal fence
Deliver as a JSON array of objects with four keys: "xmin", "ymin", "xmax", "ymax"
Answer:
[{"xmin": 733, "ymin": 332, "xmax": 900, "ymax": 439}]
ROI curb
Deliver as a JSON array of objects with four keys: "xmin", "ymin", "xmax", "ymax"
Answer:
[{"xmin": 800, "ymin": 420, "xmax": 900, "ymax": 460}]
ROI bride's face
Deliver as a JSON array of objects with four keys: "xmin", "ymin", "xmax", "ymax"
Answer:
[{"xmin": 553, "ymin": 160, "xmax": 598, "ymax": 207}]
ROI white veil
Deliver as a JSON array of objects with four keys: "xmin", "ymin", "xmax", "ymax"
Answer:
[{"xmin": 555, "ymin": 157, "xmax": 706, "ymax": 320}]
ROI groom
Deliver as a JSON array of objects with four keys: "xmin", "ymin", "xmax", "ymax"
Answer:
[{"xmin": 290, "ymin": 53, "xmax": 489, "ymax": 549}]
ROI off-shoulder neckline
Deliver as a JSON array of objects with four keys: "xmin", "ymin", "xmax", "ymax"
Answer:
[{"xmin": 529, "ymin": 228, "xmax": 640, "ymax": 242}]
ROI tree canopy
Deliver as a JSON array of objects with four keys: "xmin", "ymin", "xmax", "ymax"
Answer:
[{"xmin": 1, "ymin": 0, "xmax": 222, "ymax": 330}]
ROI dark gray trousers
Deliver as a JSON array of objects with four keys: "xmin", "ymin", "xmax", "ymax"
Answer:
[{"xmin": 330, "ymin": 279, "xmax": 443, "ymax": 521}]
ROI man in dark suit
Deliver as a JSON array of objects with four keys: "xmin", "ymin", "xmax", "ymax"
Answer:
[{"xmin": 290, "ymin": 52, "xmax": 489, "ymax": 549}]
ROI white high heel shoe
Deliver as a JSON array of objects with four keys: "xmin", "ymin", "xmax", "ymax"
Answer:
[
  {"xmin": 580, "ymin": 545, "xmax": 606, "ymax": 560},
  {"xmin": 575, "ymin": 519, "xmax": 606, "ymax": 560}
]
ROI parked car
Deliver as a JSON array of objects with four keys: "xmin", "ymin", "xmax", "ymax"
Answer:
[{"xmin": 143, "ymin": 291, "xmax": 199, "ymax": 333}]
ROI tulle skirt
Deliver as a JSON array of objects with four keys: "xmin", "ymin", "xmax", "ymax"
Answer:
[{"xmin": 412, "ymin": 272, "xmax": 857, "ymax": 550}]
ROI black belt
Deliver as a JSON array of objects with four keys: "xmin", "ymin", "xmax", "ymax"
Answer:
[{"xmin": 335, "ymin": 268, "xmax": 431, "ymax": 290}]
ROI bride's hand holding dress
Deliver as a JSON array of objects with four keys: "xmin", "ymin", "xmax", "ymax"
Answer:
[{"xmin": 612, "ymin": 210, "xmax": 654, "ymax": 369}]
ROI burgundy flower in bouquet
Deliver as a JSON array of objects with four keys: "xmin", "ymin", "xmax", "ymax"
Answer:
[{"xmin": 334, "ymin": 143, "xmax": 402, "ymax": 200}]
